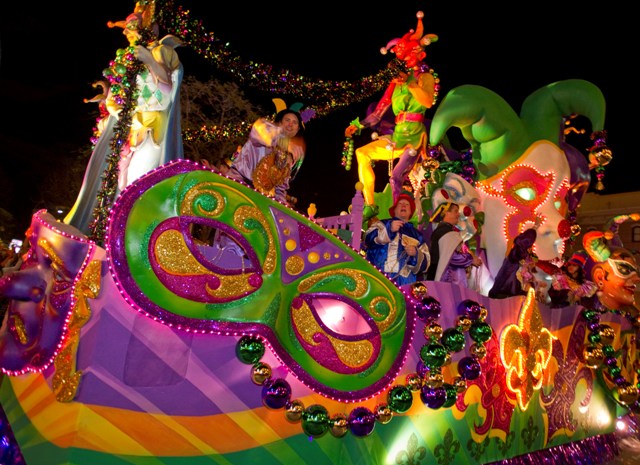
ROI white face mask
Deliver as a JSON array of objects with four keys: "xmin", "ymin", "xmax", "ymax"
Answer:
[{"xmin": 477, "ymin": 141, "xmax": 571, "ymax": 286}]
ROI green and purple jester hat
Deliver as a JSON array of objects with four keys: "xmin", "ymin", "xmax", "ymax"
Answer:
[{"xmin": 428, "ymin": 79, "xmax": 608, "ymax": 295}]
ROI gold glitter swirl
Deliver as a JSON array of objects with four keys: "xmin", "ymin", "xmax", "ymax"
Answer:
[
  {"xmin": 298, "ymin": 269, "xmax": 368, "ymax": 297},
  {"xmin": 286, "ymin": 255, "xmax": 305, "ymax": 275},
  {"xmin": 292, "ymin": 299, "xmax": 374, "ymax": 369},
  {"xmin": 369, "ymin": 296, "xmax": 396, "ymax": 332},
  {"xmin": 156, "ymin": 230, "xmax": 211, "ymax": 274},
  {"xmin": 205, "ymin": 273, "xmax": 258, "ymax": 299},
  {"xmin": 52, "ymin": 258, "xmax": 102, "ymax": 402},
  {"xmin": 179, "ymin": 182, "xmax": 226, "ymax": 217},
  {"xmin": 234, "ymin": 205, "xmax": 276, "ymax": 274},
  {"xmin": 155, "ymin": 230, "xmax": 258, "ymax": 298}
]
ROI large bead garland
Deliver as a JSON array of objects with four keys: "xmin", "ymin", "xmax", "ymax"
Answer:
[
  {"xmin": 581, "ymin": 307, "xmax": 640, "ymax": 410},
  {"xmin": 235, "ymin": 283, "xmax": 493, "ymax": 438}
]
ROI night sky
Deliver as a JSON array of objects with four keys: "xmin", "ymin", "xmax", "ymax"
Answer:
[{"xmin": 1, "ymin": 1, "xmax": 636, "ymax": 235}]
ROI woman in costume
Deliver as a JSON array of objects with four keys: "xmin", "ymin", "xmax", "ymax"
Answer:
[
  {"xmin": 548, "ymin": 252, "xmax": 597, "ymax": 307},
  {"xmin": 426, "ymin": 202, "xmax": 482, "ymax": 286}
]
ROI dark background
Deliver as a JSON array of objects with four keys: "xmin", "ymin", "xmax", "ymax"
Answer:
[{"xmin": 1, "ymin": 1, "xmax": 636, "ymax": 235}]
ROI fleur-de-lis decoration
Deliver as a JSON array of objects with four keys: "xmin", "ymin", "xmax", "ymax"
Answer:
[
  {"xmin": 500, "ymin": 288, "xmax": 556, "ymax": 410},
  {"xmin": 395, "ymin": 433, "xmax": 427, "ymax": 465},
  {"xmin": 466, "ymin": 437, "xmax": 490, "ymax": 461},
  {"xmin": 494, "ymin": 431, "xmax": 515, "ymax": 456},
  {"xmin": 433, "ymin": 428, "xmax": 461, "ymax": 465},
  {"xmin": 521, "ymin": 416, "xmax": 540, "ymax": 449}
]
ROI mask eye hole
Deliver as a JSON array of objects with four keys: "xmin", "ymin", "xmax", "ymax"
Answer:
[
  {"xmin": 609, "ymin": 258, "xmax": 639, "ymax": 278},
  {"xmin": 514, "ymin": 186, "xmax": 536, "ymax": 202}
]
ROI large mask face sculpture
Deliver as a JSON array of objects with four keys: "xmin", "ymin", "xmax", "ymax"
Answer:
[
  {"xmin": 476, "ymin": 140, "xmax": 571, "ymax": 280},
  {"xmin": 592, "ymin": 250, "xmax": 640, "ymax": 310},
  {"xmin": 0, "ymin": 212, "xmax": 95, "ymax": 374},
  {"xmin": 428, "ymin": 80, "xmax": 606, "ymax": 293}
]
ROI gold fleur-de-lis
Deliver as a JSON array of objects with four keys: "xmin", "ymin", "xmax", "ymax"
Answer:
[{"xmin": 500, "ymin": 288, "xmax": 556, "ymax": 410}]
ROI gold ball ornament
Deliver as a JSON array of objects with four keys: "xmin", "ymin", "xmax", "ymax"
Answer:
[
  {"xmin": 456, "ymin": 315, "xmax": 472, "ymax": 332},
  {"xmin": 470, "ymin": 343, "xmax": 487, "ymax": 360},
  {"xmin": 616, "ymin": 385, "xmax": 640, "ymax": 406},
  {"xmin": 588, "ymin": 146, "xmax": 613, "ymax": 167},
  {"xmin": 251, "ymin": 362, "xmax": 272, "ymax": 385},
  {"xmin": 570, "ymin": 224, "xmax": 582, "ymax": 236},
  {"xmin": 285, "ymin": 399, "xmax": 305, "ymax": 422},
  {"xmin": 453, "ymin": 376, "xmax": 467, "ymax": 393},
  {"xmin": 375, "ymin": 404, "xmax": 393, "ymax": 424},
  {"xmin": 424, "ymin": 322, "xmax": 443, "ymax": 340},
  {"xmin": 598, "ymin": 325, "xmax": 616, "ymax": 346},
  {"xmin": 582, "ymin": 345, "xmax": 605, "ymax": 368},
  {"xmin": 411, "ymin": 282, "xmax": 429, "ymax": 300},
  {"xmin": 330, "ymin": 413, "xmax": 349, "ymax": 438},
  {"xmin": 405, "ymin": 373, "xmax": 423, "ymax": 391},
  {"xmin": 421, "ymin": 158, "xmax": 440, "ymax": 171},
  {"xmin": 424, "ymin": 371, "xmax": 444, "ymax": 388}
]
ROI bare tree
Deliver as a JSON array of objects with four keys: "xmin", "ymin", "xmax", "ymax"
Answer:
[{"xmin": 180, "ymin": 76, "xmax": 263, "ymax": 167}]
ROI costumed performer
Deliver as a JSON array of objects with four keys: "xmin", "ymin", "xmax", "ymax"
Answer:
[
  {"xmin": 345, "ymin": 11, "xmax": 438, "ymax": 220},
  {"xmin": 488, "ymin": 228, "xmax": 537, "ymax": 299},
  {"xmin": 425, "ymin": 202, "xmax": 481, "ymax": 286},
  {"xmin": 548, "ymin": 251, "xmax": 597, "ymax": 307},
  {"xmin": 227, "ymin": 103, "xmax": 306, "ymax": 207},
  {"xmin": 64, "ymin": 0, "xmax": 183, "ymax": 235},
  {"xmin": 364, "ymin": 192, "xmax": 430, "ymax": 285}
]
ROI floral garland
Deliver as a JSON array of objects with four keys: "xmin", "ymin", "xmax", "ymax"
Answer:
[
  {"xmin": 581, "ymin": 307, "xmax": 640, "ymax": 411},
  {"xmin": 235, "ymin": 284, "xmax": 492, "ymax": 438}
]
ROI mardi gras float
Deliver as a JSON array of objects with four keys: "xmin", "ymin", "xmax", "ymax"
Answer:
[
  {"xmin": 1, "ymin": 4, "xmax": 639, "ymax": 465},
  {"xmin": 0, "ymin": 118, "xmax": 638, "ymax": 465}
]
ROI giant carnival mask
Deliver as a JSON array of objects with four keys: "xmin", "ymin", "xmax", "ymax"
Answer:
[
  {"xmin": 429, "ymin": 80, "xmax": 607, "ymax": 294},
  {"xmin": 105, "ymin": 160, "xmax": 410, "ymax": 401}
]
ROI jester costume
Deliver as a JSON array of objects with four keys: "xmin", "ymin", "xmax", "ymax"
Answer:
[
  {"xmin": 227, "ymin": 117, "xmax": 304, "ymax": 205},
  {"xmin": 348, "ymin": 11, "xmax": 438, "ymax": 216}
]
